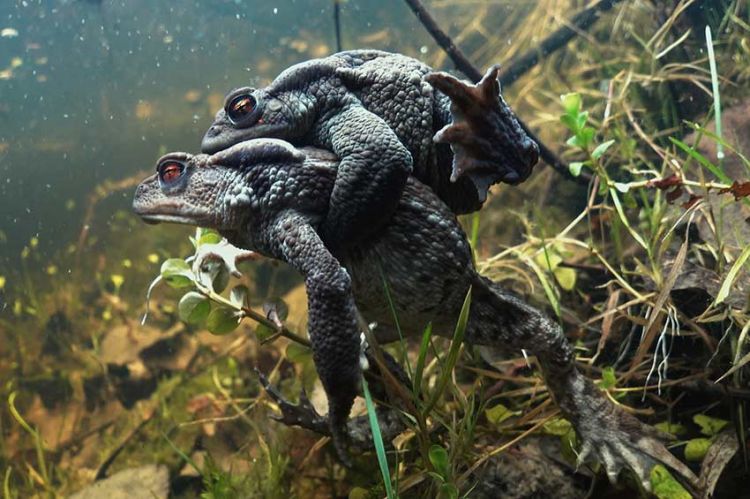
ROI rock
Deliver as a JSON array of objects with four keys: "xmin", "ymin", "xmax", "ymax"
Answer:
[
  {"xmin": 69, "ymin": 464, "xmax": 169, "ymax": 499},
  {"xmin": 470, "ymin": 436, "xmax": 590, "ymax": 498}
]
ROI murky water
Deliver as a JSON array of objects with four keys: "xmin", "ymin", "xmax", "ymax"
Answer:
[
  {"xmin": 0, "ymin": 1, "xmax": 746, "ymax": 497},
  {"xmin": 0, "ymin": 0, "xmax": 465, "ymax": 267}
]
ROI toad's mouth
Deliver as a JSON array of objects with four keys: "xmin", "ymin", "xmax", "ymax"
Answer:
[
  {"xmin": 138, "ymin": 213, "xmax": 203, "ymax": 226},
  {"xmin": 132, "ymin": 198, "xmax": 212, "ymax": 226}
]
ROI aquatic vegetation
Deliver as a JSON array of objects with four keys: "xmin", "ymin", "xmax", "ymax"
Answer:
[{"xmin": 1, "ymin": 0, "xmax": 750, "ymax": 497}]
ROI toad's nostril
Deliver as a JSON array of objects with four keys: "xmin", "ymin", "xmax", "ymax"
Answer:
[{"xmin": 524, "ymin": 139, "xmax": 539, "ymax": 167}]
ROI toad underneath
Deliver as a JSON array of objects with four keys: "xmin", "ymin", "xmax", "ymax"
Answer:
[{"xmin": 133, "ymin": 138, "xmax": 698, "ymax": 492}]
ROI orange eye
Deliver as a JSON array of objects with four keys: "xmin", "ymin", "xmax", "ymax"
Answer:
[
  {"xmin": 158, "ymin": 161, "xmax": 184, "ymax": 184},
  {"xmin": 226, "ymin": 94, "xmax": 256, "ymax": 124}
]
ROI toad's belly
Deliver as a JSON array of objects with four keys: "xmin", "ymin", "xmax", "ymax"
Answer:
[{"xmin": 343, "ymin": 179, "xmax": 475, "ymax": 341}]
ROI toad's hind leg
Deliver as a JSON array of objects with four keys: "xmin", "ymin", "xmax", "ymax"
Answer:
[{"xmin": 466, "ymin": 275, "xmax": 699, "ymax": 493}]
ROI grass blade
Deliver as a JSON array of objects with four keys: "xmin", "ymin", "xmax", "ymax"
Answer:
[
  {"xmin": 714, "ymin": 244, "xmax": 750, "ymax": 305},
  {"xmin": 7, "ymin": 393, "xmax": 49, "ymax": 490},
  {"xmin": 379, "ymin": 267, "xmax": 412, "ymax": 378},
  {"xmin": 424, "ymin": 287, "xmax": 471, "ymax": 414},
  {"xmin": 362, "ymin": 374, "xmax": 395, "ymax": 499},
  {"xmin": 688, "ymin": 123, "xmax": 750, "ymax": 173},
  {"xmin": 519, "ymin": 253, "xmax": 561, "ymax": 318},
  {"xmin": 3, "ymin": 467, "xmax": 12, "ymax": 499},
  {"xmin": 705, "ymin": 25, "xmax": 723, "ymax": 160},
  {"xmin": 609, "ymin": 188, "xmax": 650, "ymax": 253},
  {"xmin": 715, "ymin": 349, "xmax": 750, "ymax": 383},
  {"xmin": 669, "ymin": 137, "xmax": 732, "ymax": 184},
  {"xmin": 413, "ymin": 323, "xmax": 433, "ymax": 398}
]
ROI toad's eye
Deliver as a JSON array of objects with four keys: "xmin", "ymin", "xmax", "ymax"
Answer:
[
  {"xmin": 226, "ymin": 94, "xmax": 256, "ymax": 124},
  {"xmin": 158, "ymin": 160, "xmax": 185, "ymax": 184}
]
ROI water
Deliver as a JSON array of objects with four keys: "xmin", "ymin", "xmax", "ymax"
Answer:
[
  {"xmin": 0, "ymin": 1, "xmax": 747, "ymax": 497},
  {"xmin": 0, "ymin": 0, "xmax": 446, "ymax": 266}
]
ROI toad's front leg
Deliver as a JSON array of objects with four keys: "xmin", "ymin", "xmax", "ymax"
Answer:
[
  {"xmin": 314, "ymin": 103, "xmax": 413, "ymax": 256},
  {"xmin": 268, "ymin": 212, "xmax": 362, "ymax": 463}
]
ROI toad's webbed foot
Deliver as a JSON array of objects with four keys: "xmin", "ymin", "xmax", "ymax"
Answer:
[
  {"xmin": 257, "ymin": 369, "xmax": 329, "ymax": 433},
  {"xmin": 563, "ymin": 377, "xmax": 699, "ymax": 493},
  {"xmin": 425, "ymin": 66, "xmax": 539, "ymax": 193},
  {"xmin": 257, "ymin": 369, "xmax": 405, "ymax": 452},
  {"xmin": 257, "ymin": 368, "xmax": 353, "ymax": 465},
  {"xmin": 469, "ymin": 277, "xmax": 699, "ymax": 493}
]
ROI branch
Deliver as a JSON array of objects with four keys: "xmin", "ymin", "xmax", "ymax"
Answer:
[
  {"xmin": 498, "ymin": 0, "xmax": 624, "ymax": 88},
  {"xmin": 403, "ymin": 0, "xmax": 482, "ymax": 82}
]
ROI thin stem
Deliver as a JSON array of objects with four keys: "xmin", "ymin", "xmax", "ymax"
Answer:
[{"xmin": 195, "ymin": 281, "xmax": 312, "ymax": 348}]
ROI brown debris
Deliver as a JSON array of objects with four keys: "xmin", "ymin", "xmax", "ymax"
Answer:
[
  {"xmin": 650, "ymin": 174, "xmax": 682, "ymax": 190},
  {"xmin": 719, "ymin": 180, "xmax": 750, "ymax": 200},
  {"xmin": 682, "ymin": 194, "xmax": 703, "ymax": 210},
  {"xmin": 666, "ymin": 185, "xmax": 684, "ymax": 204}
]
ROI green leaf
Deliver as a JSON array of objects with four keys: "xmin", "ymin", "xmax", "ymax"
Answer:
[
  {"xmin": 684, "ymin": 437, "xmax": 712, "ymax": 461},
  {"xmin": 437, "ymin": 483, "xmax": 459, "ymax": 499},
  {"xmin": 362, "ymin": 375, "xmax": 395, "ymax": 499},
  {"xmin": 255, "ymin": 323, "xmax": 276, "ymax": 341},
  {"xmin": 229, "ymin": 285, "xmax": 249, "ymax": 308},
  {"xmin": 348, "ymin": 487, "xmax": 370, "ymax": 499},
  {"xmin": 485, "ymin": 403, "xmax": 515, "ymax": 425},
  {"xmin": 414, "ymin": 322, "xmax": 433, "ymax": 396},
  {"xmin": 523, "ymin": 255, "xmax": 561, "ymax": 318},
  {"xmin": 578, "ymin": 126, "xmax": 595, "ymax": 149},
  {"xmin": 650, "ymin": 464, "xmax": 691, "ymax": 499},
  {"xmin": 693, "ymin": 414, "xmax": 729, "ymax": 436},
  {"xmin": 576, "ymin": 112, "xmax": 590, "ymax": 133},
  {"xmin": 178, "ymin": 292, "xmax": 210, "ymax": 325},
  {"xmin": 543, "ymin": 417, "xmax": 572, "ymax": 436},
  {"xmin": 554, "ymin": 266, "xmax": 577, "ymax": 291},
  {"xmin": 569, "ymin": 161, "xmax": 585, "ymax": 177},
  {"xmin": 599, "ymin": 366, "xmax": 617, "ymax": 389},
  {"xmin": 609, "ymin": 188, "xmax": 649, "ymax": 252},
  {"xmin": 714, "ymin": 244, "xmax": 750, "ymax": 305},
  {"xmin": 535, "ymin": 250, "xmax": 562, "ymax": 270},
  {"xmin": 560, "ymin": 93, "xmax": 581, "ymax": 118},
  {"xmin": 205, "ymin": 307, "xmax": 240, "ymax": 335},
  {"xmin": 689, "ymin": 122, "xmax": 750, "ymax": 172},
  {"xmin": 285, "ymin": 342, "xmax": 311, "ymax": 363},
  {"xmin": 197, "ymin": 228, "xmax": 222, "ymax": 247},
  {"xmin": 654, "ymin": 421, "xmax": 688, "ymax": 437},
  {"xmin": 560, "ymin": 114, "xmax": 578, "ymax": 133},
  {"xmin": 429, "ymin": 444, "xmax": 450, "ymax": 479},
  {"xmin": 160, "ymin": 258, "xmax": 193, "ymax": 288},
  {"xmin": 211, "ymin": 264, "xmax": 230, "ymax": 294},
  {"xmin": 424, "ymin": 287, "xmax": 471, "ymax": 414},
  {"xmin": 592, "ymin": 139, "xmax": 615, "ymax": 160},
  {"xmin": 566, "ymin": 135, "xmax": 582, "ymax": 148}
]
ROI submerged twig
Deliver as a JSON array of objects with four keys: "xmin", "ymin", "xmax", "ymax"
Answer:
[
  {"xmin": 333, "ymin": 0, "xmax": 342, "ymax": 52},
  {"xmin": 402, "ymin": 0, "xmax": 590, "ymax": 184},
  {"xmin": 402, "ymin": 0, "xmax": 482, "ymax": 82}
]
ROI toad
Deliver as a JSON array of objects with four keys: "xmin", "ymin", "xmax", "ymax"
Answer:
[
  {"xmin": 201, "ymin": 50, "xmax": 539, "ymax": 254},
  {"xmin": 133, "ymin": 139, "xmax": 697, "ymax": 492}
]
